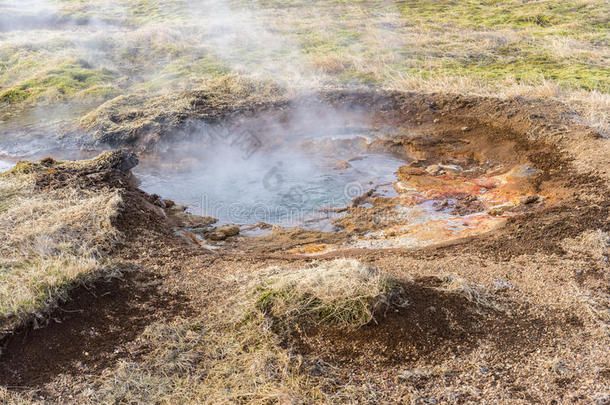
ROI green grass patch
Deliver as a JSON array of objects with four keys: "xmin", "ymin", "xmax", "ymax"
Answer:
[
  {"xmin": 0, "ymin": 60, "xmax": 116, "ymax": 104},
  {"xmin": 396, "ymin": 0, "xmax": 609, "ymax": 35}
]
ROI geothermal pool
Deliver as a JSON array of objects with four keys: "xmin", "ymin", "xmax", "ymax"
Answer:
[
  {"xmin": 0, "ymin": 105, "xmax": 545, "ymax": 251},
  {"xmin": 135, "ymin": 131, "xmax": 407, "ymax": 229}
]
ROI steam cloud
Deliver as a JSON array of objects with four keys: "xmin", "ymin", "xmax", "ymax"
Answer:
[{"xmin": 1, "ymin": 0, "xmax": 405, "ymax": 227}]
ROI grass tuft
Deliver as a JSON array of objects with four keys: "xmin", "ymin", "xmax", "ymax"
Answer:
[
  {"xmin": 252, "ymin": 258, "xmax": 398, "ymax": 329},
  {"xmin": 69, "ymin": 259, "xmax": 401, "ymax": 403}
]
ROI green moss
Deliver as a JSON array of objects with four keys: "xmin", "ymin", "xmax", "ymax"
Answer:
[
  {"xmin": 0, "ymin": 89, "xmax": 28, "ymax": 103},
  {"xmin": 75, "ymin": 84, "xmax": 122, "ymax": 102},
  {"xmin": 439, "ymin": 50, "xmax": 609, "ymax": 91},
  {"xmin": 255, "ymin": 289, "xmax": 284, "ymax": 313},
  {"xmin": 0, "ymin": 0, "xmax": 607, "ymax": 121},
  {"xmin": 0, "ymin": 60, "xmax": 116, "ymax": 105},
  {"xmin": 128, "ymin": 0, "xmax": 189, "ymax": 23},
  {"xmin": 7, "ymin": 161, "xmax": 38, "ymax": 175}
]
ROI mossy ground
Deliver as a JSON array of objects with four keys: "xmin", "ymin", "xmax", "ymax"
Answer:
[{"xmin": 0, "ymin": 0, "xmax": 607, "ymax": 133}]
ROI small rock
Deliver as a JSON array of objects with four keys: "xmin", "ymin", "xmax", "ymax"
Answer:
[
  {"xmin": 461, "ymin": 126, "xmax": 471, "ymax": 132},
  {"xmin": 493, "ymin": 281, "xmax": 514, "ymax": 291},
  {"xmin": 207, "ymin": 232, "xmax": 226, "ymax": 241},
  {"xmin": 190, "ymin": 226, "xmax": 214, "ymax": 235},
  {"xmin": 169, "ymin": 205, "xmax": 188, "ymax": 213},
  {"xmin": 218, "ymin": 225, "xmax": 239, "ymax": 237},
  {"xmin": 425, "ymin": 164, "xmax": 442, "ymax": 175},
  {"xmin": 208, "ymin": 225, "xmax": 240, "ymax": 241},
  {"xmin": 189, "ymin": 215, "xmax": 218, "ymax": 227},
  {"xmin": 439, "ymin": 163, "xmax": 463, "ymax": 172},
  {"xmin": 400, "ymin": 166, "xmax": 428, "ymax": 176},
  {"xmin": 488, "ymin": 203, "xmax": 515, "ymax": 216},
  {"xmin": 520, "ymin": 195, "xmax": 540, "ymax": 205},
  {"xmin": 433, "ymin": 118, "xmax": 440, "ymax": 123},
  {"xmin": 256, "ymin": 221, "xmax": 272, "ymax": 229},
  {"xmin": 150, "ymin": 194, "xmax": 166, "ymax": 208},
  {"xmin": 336, "ymin": 160, "xmax": 352, "ymax": 169},
  {"xmin": 164, "ymin": 199, "xmax": 175, "ymax": 208}
]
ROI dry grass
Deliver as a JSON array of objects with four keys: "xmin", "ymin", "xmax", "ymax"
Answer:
[
  {"xmin": 253, "ymin": 258, "xmax": 400, "ymax": 329},
  {"xmin": 0, "ymin": 165, "xmax": 122, "ymax": 335},
  {"xmin": 1, "ymin": 0, "xmax": 608, "ymax": 136},
  {"xmin": 387, "ymin": 75, "xmax": 610, "ymax": 136},
  {"xmin": 59, "ymin": 259, "xmax": 502, "ymax": 404},
  {"xmin": 433, "ymin": 274, "xmax": 498, "ymax": 311},
  {"xmin": 65, "ymin": 259, "xmax": 401, "ymax": 403},
  {"xmin": 79, "ymin": 73, "xmax": 286, "ymax": 143}
]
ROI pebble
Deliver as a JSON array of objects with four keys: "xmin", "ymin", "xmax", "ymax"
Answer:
[
  {"xmin": 493, "ymin": 281, "xmax": 514, "ymax": 290},
  {"xmin": 519, "ymin": 195, "xmax": 540, "ymax": 205},
  {"xmin": 208, "ymin": 225, "xmax": 240, "ymax": 241},
  {"xmin": 425, "ymin": 164, "xmax": 442, "ymax": 175}
]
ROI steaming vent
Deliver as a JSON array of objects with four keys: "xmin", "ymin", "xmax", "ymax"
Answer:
[{"xmin": 135, "ymin": 104, "xmax": 405, "ymax": 231}]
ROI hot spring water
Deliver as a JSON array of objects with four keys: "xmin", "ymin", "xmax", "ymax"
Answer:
[{"xmin": 134, "ymin": 131, "xmax": 407, "ymax": 228}]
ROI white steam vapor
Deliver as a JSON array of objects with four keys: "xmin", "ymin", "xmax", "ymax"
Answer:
[{"xmin": 1, "ymin": 0, "xmax": 406, "ymax": 227}]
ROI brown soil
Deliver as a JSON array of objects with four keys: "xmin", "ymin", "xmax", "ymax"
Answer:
[
  {"xmin": 287, "ymin": 277, "xmax": 553, "ymax": 370},
  {"xmin": 1, "ymin": 90, "xmax": 608, "ymax": 402},
  {"xmin": 0, "ymin": 271, "xmax": 191, "ymax": 390}
]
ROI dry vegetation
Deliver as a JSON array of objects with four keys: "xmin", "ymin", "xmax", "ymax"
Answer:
[
  {"xmin": 0, "ymin": 0, "xmax": 609, "ymax": 403},
  {"xmin": 34, "ymin": 259, "xmax": 496, "ymax": 404},
  {"xmin": 0, "ymin": 157, "xmax": 122, "ymax": 338},
  {"xmin": 0, "ymin": 0, "xmax": 608, "ymax": 135}
]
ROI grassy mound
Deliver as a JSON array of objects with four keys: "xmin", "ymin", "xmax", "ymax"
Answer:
[
  {"xmin": 63, "ymin": 260, "xmax": 397, "ymax": 402},
  {"xmin": 253, "ymin": 259, "xmax": 402, "ymax": 329},
  {"xmin": 0, "ymin": 154, "xmax": 125, "ymax": 338}
]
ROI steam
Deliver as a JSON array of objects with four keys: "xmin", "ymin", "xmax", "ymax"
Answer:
[
  {"xmin": 134, "ymin": 103, "xmax": 405, "ymax": 227},
  {"xmin": 188, "ymin": 0, "xmax": 324, "ymax": 88},
  {"xmin": 1, "ymin": 0, "xmax": 407, "ymax": 224}
]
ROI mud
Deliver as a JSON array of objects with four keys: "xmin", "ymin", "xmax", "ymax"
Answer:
[
  {"xmin": 288, "ymin": 277, "xmax": 553, "ymax": 371},
  {"xmin": 153, "ymin": 91, "xmax": 603, "ymax": 258}
]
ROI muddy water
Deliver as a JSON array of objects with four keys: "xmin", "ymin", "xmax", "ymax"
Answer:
[{"xmin": 135, "ymin": 133, "xmax": 407, "ymax": 229}]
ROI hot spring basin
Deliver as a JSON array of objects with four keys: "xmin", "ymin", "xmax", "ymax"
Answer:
[{"xmin": 133, "ymin": 101, "xmax": 548, "ymax": 251}]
